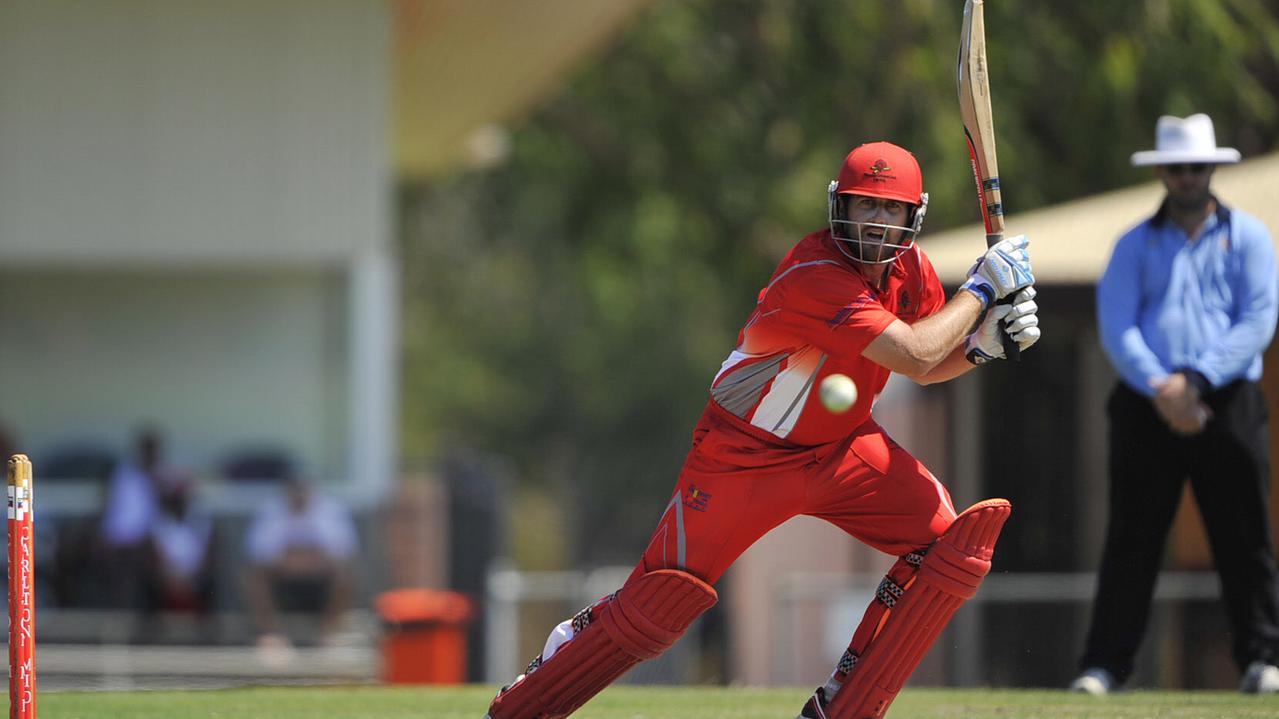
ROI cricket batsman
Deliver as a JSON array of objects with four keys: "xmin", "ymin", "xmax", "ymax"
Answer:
[{"xmin": 485, "ymin": 142, "xmax": 1039, "ymax": 719}]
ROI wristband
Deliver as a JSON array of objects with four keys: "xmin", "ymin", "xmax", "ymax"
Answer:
[{"xmin": 959, "ymin": 279, "xmax": 994, "ymax": 311}]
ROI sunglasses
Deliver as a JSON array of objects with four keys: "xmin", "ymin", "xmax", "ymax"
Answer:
[{"xmin": 1162, "ymin": 163, "xmax": 1212, "ymax": 175}]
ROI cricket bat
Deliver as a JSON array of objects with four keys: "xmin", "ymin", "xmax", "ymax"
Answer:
[{"xmin": 958, "ymin": 0, "xmax": 1020, "ymax": 360}]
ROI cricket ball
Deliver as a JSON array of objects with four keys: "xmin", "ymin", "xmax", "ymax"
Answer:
[{"xmin": 819, "ymin": 373, "xmax": 858, "ymax": 414}]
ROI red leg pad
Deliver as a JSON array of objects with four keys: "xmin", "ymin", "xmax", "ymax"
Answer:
[
  {"xmin": 825, "ymin": 499, "xmax": 1011, "ymax": 719},
  {"xmin": 487, "ymin": 569, "xmax": 717, "ymax": 719}
]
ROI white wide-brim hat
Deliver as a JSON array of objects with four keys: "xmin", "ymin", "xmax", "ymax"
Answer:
[{"xmin": 1130, "ymin": 113, "xmax": 1241, "ymax": 167}]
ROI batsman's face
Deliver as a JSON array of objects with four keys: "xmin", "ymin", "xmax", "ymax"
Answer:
[
  {"xmin": 1157, "ymin": 163, "xmax": 1214, "ymax": 211},
  {"xmin": 846, "ymin": 195, "xmax": 908, "ymax": 262},
  {"xmin": 848, "ymin": 195, "xmax": 909, "ymax": 228}
]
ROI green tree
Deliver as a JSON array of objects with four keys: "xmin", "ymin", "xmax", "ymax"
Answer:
[{"xmin": 401, "ymin": 0, "xmax": 1279, "ymax": 565}]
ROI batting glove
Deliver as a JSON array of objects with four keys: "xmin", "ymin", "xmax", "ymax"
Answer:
[
  {"xmin": 959, "ymin": 234, "xmax": 1035, "ymax": 310},
  {"xmin": 965, "ymin": 287, "xmax": 1041, "ymax": 364},
  {"xmin": 1003, "ymin": 286, "xmax": 1041, "ymax": 349}
]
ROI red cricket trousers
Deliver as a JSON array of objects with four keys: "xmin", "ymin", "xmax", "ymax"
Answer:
[{"xmin": 630, "ymin": 402, "xmax": 957, "ymax": 586}]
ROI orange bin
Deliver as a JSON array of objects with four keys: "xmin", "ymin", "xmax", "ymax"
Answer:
[{"xmin": 375, "ymin": 588, "xmax": 475, "ymax": 684}]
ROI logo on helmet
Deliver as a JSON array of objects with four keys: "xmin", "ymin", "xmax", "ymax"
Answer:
[{"xmin": 864, "ymin": 159, "xmax": 897, "ymax": 182}]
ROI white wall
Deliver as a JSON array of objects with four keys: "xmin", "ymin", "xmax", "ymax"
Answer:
[
  {"xmin": 0, "ymin": 270, "xmax": 348, "ymax": 481},
  {"xmin": 0, "ymin": 0, "xmax": 388, "ymax": 266},
  {"xmin": 0, "ymin": 1, "xmax": 397, "ymax": 507}
]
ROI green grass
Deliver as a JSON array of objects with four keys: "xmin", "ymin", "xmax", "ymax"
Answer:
[{"xmin": 38, "ymin": 685, "xmax": 1279, "ymax": 719}]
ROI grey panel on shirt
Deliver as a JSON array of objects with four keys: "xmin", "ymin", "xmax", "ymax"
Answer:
[{"xmin": 711, "ymin": 353, "xmax": 787, "ymax": 418}]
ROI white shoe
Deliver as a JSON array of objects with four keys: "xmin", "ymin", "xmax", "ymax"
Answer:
[
  {"xmin": 1240, "ymin": 661, "xmax": 1279, "ymax": 694},
  {"xmin": 254, "ymin": 632, "xmax": 297, "ymax": 668},
  {"xmin": 1069, "ymin": 667, "xmax": 1117, "ymax": 695}
]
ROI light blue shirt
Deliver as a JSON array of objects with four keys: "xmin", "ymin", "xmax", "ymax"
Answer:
[{"xmin": 1097, "ymin": 201, "xmax": 1278, "ymax": 397}]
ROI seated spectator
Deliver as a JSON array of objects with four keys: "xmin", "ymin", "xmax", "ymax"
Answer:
[
  {"xmin": 144, "ymin": 473, "xmax": 215, "ymax": 616},
  {"xmin": 241, "ymin": 474, "xmax": 357, "ymax": 653},
  {"xmin": 101, "ymin": 428, "xmax": 168, "ymax": 549},
  {"xmin": 98, "ymin": 427, "xmax": 170, "ymax": 609}
]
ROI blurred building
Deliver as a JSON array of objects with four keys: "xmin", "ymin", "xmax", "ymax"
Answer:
[
  {"xmin": 0, "ymin": 0, "xmax": 646, "ymax": 684},
  {"xmin": 0, "ymin": 2, "xmax": 395, "ymax": 509}
]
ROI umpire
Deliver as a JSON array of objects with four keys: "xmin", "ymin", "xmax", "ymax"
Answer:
[{"xmin": 1072, "ymin": 114, "xmax": 1279, "ymax": 694}]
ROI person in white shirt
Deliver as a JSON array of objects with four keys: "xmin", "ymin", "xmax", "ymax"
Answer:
[
  {"xmin": 241, "ymin": 474, "xmax": 358, "ymax": 650},
  {"xmin": 145, "ymin": 474, "xmax": 215, "ymax": 616},
  {"xmin": 101, "ymin": 429, "xmax": 165, "ymax": 548},
  {"xmin": 99, "ymin": 428, "xmax": 172, "ymax": 609}
]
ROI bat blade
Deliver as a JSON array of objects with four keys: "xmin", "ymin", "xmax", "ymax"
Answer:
[
  {"xmin": 958, "ymin": 0, "xmax": 1019, "ymax": 360},
  {"xmin": 957, "ymin": 0, "xmax": 1004, "ymax": 245}
]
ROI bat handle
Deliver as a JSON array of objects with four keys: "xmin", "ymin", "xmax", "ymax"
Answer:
[{"xmin": 984, "ymin": 231, "xmax": 1021, "ymax": 362}]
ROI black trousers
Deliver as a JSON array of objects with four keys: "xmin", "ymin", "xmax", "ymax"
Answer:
[{"xmin": 1080, "ymin": 381, "xmax": 1279, "ymax": 682}]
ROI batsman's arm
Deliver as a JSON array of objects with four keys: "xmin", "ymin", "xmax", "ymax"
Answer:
[
  {"xmin": 863, "ymin": 291, "xmax": 985, "ymax": 378},
  {"xmin": 913, "ymin": 345, "xmax": 981, "ymax": 385}
]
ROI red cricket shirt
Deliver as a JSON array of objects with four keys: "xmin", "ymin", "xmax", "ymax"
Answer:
[{"xmin": 709, "ymin": 229, "xmax": 946, "ymax": 445}]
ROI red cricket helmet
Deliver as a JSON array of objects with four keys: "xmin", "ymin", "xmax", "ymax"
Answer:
[
  {"xmin": 834, "ymin": 142, "xmax": 924, "ymax": 204},
  {"xmin": 827, "ymin": 142, "xmax": 929, "ymax": 265}
]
